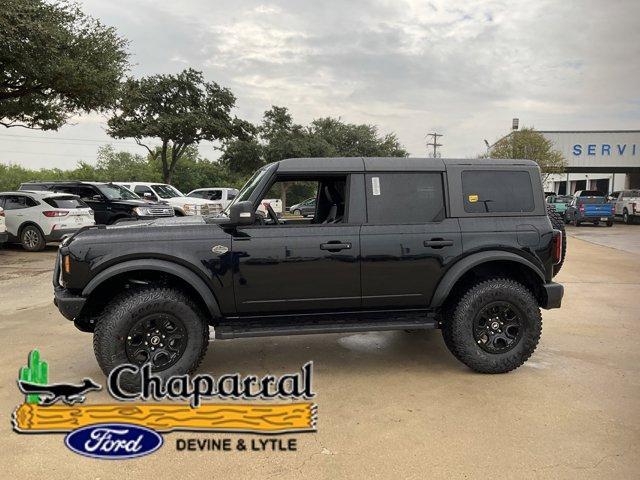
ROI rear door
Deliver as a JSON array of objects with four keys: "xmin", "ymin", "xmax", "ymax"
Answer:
[{"xmin": 360, "ymin": 172, "xmax": 462, "ymax": 308}]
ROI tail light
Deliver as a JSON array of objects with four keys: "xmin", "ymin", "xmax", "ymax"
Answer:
[
  {"xmin": 578, "ymin": 204, "xmax": 585, "ymax": 213},
  {"xmin": 43, "ymin": 210, "xmax": 68, "ymax": 217},
  {"xmin": 552, "ymin": 230, "xmax": 563, "ymax": 264}
]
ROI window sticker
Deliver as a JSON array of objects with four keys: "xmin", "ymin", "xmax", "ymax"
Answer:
[
  {"xmin": 468, "ymin": 194, "xmax": 479, "ymax": 203},
  {"xmin": 371, "ymin": 177, "xmax": 381, "ymax": 196}
]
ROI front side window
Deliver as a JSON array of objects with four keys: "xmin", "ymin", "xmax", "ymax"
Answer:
[
  {"xmin": 462, "ymin": 170, "xmax": 534, "ymax": 213},
  {"xmin": 365, "ymin": 173, "xmax": 444, "ymax": 224}
]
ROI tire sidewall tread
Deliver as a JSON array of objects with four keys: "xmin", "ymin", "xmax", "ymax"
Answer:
[{"xmin": 442, "ymin": 278, "xmax": 542, "ymax": 374}]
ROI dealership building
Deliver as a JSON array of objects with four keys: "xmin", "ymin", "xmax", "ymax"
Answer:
[{"xmin": 538, "ymin": 130, "xmax": 640, "ymax": 194}]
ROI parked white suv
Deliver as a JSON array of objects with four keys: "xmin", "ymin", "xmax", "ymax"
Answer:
[
  {"xmin": 0, "ymin": 191, "xmax": 94, "ymax": 251},
  {"xmin": 186, "ymin": 188, "xmax": 239, "ymax": 211},
  {"xmin": 0, "ymin": 207, "xmax": 7, "ymax": 245},
  {"xmin": 609, "ymin": 190, "xmax": 640, "ymax": 224},
  {"xmin": 116, "ymin": 182, "xmax": 222, "ymax": 216}
]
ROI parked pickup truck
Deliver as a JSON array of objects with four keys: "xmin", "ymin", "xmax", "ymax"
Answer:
[
  {"xmin": 565, "ymin": 195, "xmax": 614, "ymax": 226},
  {"xmin": 609, "ymin": 189, "xmax": 640, "ymax": 224},
  {"xmin": 545, "ymin": 195, "xmax": 572, "ymax": 219},
  {"xmin": 53, "ymin": 157, "xmax": 564, "ymax": 388}
]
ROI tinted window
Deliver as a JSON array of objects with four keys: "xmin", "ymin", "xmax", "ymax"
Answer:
[
  {"xmin": 187, "ymin": 191, "xmax": 206, "ymax": 199},
  {"xmin": 227, "ymin": 190, "xmax": 237, "ymax": 200},
  {"xmin": 462, "ymin": 170, "xmax": 534, "ymax": 213},
  {"xmin": 3, "ymin": 195, "xmax": 31, "ymax": 210},
  {"xmin": 44, "ymin": 197, "xmax": 88, "ymax": 209},
  {"xmin": 76, "ymin": 186, "xmax": 99, "ymax": 200},
  {"xmin": 206, "ymin": 190, "xmax": 222, "ymax": 200},
  {"xmin": 365, "ymin": 173, "xmax": 444, "ymax": 224}
]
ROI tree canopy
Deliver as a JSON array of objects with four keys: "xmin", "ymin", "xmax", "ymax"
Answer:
[
  {"xmin": 221, "ymin": 106, "xmax": 408, "ymax": 177},
  {"xmin": 0, "ymin": 0, "xmax": 129, "ymax": 129},
  {"xmin": 489, "ymin": 128, "xmax": 566, "ymax": 179},
  {"xmin": 107, "ymin": 68, "xmax": 253, "ymax": 183}
]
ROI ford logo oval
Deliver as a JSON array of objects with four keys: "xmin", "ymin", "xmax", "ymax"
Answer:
[{"xmin": 65, "ymin": 423, "xmax": 163, "ymax": 459}]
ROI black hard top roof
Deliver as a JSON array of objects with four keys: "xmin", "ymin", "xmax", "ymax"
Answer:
[{"xmin": 275, "ymin": 157, "xmax": 538, "ymax": 173}]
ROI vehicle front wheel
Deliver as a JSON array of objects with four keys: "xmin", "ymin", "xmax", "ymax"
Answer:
[
  {"xmin": 293, "ymin": 209, "xmax": 302, "ymax": 216},
  {"xmin": 623, "ymin": 209, "xmax": 631, "ymax": 224},
  {"xmin": 606, "ymin": 219, "xmax": 614, "ymax": 227},
  {"xmin": 572, "ymin": 217, "xmax": 581, "ymax": 226},
  {"xmin": 442, "ymin": 278, "xmax": 542, "ymax": 374},
  {"xmin": 20, "ymin": 225, "xmax": 46, "ymax": 251},
  {"xmin": 93, "ymin": 286, "xmax": 209, "ymax": 391}
]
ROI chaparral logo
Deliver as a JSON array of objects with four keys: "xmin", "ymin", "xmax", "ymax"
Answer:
[
  {"xmin": 65, "ymin": 423, "xmax": 163, "ymax": 460},
  {"xmin": 12, "ymin": 350, "xmax": 317, "ymax": 459}
]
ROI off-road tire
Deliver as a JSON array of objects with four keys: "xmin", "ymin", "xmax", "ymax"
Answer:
[
  {"xmin": 442, "ymin": 278, "xmax": 542, "ymax": 374},
  {"xmin": 546, "ymin": 204, "xmax": 566, "ymax": 276},
  {"xmin": 93, "ymin": 286, "xmax": 209, "ymax": 391},
  {"xmin": 20, "ymin": 224, "xmax": 46, "ymax": 251}
]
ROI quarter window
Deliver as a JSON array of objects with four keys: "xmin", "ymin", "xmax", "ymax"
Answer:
[
  {"xmin": 365, "ymin": 173, "xmax": 445, "ymax": 224},
  {"xmin": 462, "ymin": 170, "xmax": 534, "ymax": 213}
]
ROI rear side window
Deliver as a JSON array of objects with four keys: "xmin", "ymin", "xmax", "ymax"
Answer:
[
  {"xmin": 365, "ymin": 173, "xmax": 444, "ymax": 224},
  {"xmin": 44, "ymin": 197, "xmax": 88, "ymax": 209},
  {"xmin": 462, "ymin": 170, "xmax": 534, "ymax": 213}
]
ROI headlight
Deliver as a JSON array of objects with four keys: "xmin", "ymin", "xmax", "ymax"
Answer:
[{"xmin": 133, "ymin": 207, "xmax": 152, "ymax": 216}]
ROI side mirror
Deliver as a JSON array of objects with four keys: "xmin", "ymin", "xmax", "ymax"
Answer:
[
  {"xmin": 143, "ymin": 192, "xmax": 154, "ymax": 200},
  {"xmin": 92, "ymin": 195, "xmax": 103, "ymax": 201},
  {"xmin": 228, "ymin": 201, "xmax": 254, "ymax": 226}
]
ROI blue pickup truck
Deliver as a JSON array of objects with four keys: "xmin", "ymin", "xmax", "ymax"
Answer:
[{"xmin": 565, "ymin": 191, "xmax": 614, "ymax": 226}]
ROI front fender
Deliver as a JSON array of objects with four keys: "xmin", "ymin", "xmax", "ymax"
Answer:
[
  {"xmin": 82, "ymin": 259, "xmax": 222, "ymax": 318},
  {"xmin": 430, "ymin": 251, "xmax": 545, "ymax": 308}
]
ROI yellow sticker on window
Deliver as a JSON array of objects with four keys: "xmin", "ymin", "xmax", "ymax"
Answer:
[{"xmin": 468, "ymin": 194, "xmax": 479, "ymax": 203}]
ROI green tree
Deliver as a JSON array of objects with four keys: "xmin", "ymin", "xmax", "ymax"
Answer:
[
  {"xmin": 0, "ymin": 0, "xmax": 129, "ymax": 130},
  {"xmin": 222, "ymin": 106, "xmax": 408, "ymax": 206},
  {"xmin": 107, "ymin": 68, "xmax": 253, "ymax": 184},
  {"xmin": 488, "ymin": 128, "xmax": 566, "ymax": 181}
]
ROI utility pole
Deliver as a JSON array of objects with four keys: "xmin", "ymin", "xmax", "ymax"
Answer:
[{"xmin": 426, "ymin": 132, "xmax": 443, "ymax": 158}]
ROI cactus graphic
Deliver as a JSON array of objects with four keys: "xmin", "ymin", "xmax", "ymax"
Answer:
[{"xmin": 19, "ymin": 350, "xmax": 49, "ymax": 404}]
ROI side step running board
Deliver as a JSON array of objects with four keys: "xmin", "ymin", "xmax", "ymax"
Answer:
[{"xmin": 214, "ymin": 311, "xmax": 439, "ymax": 340}]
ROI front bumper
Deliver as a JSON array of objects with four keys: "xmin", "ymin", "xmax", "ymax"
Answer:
[
  {"xmin": 54, "ymin": 286, "xmax": 87, "ymax": 320},
  {"xmin": 46, "ymin": 227, "xmax": 85, "ymax": 242},
  {"xmin": 542, "ymin": 282, "xmax": 564, "ymax": 309}
]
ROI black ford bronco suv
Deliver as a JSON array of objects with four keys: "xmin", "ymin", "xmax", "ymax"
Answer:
[{"xmin": 53, "ymin": 158, "xmax": 564, "ymax": 385}]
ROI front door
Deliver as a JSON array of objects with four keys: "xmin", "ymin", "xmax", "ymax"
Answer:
[
  {"xmin": 231, "ymin": 174, "xmax": 361, "ymax": 315},
  {"xmin": 232, "ymin": 224, "xmax": 361, "ymax": 314}
]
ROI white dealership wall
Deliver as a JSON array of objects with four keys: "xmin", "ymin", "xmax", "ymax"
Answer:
[{"xmin": 539, "ymin": 130, "xmax": 640, "ymax": 194}]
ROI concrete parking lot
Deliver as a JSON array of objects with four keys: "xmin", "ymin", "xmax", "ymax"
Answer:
[{"xmin": 1, "ymin": 224, "xmax": 639, "ymax": 479}]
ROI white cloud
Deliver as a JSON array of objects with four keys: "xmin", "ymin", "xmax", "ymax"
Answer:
[{"xmin": 1, "ymin": 0, "xmax": 639, "ymax": 169}]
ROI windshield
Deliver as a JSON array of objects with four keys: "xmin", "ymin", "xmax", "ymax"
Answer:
[
  {"xmin": 223, "ymin": 167, "xmax": 271, "ymax": 214},
  {"xmin": 153, "ymin": 184, "xmax": 184, "ymax": 199},
  {"xmin": 97, "ymin": 183, "xmax": 140, "ymax": 200}
]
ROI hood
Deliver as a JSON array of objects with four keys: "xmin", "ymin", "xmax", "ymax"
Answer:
[{"xmin": 110, "ymin": 199, "xmax": 167, "ymax": 207}]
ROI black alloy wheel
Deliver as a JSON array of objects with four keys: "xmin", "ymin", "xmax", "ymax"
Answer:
[
  {"xmin": 125, "ymin": 313, "xmax": 188, "ymax": 370},
  {"xmin": 473, "ymin": 302, "xmax": 523, "ymax": 354}
]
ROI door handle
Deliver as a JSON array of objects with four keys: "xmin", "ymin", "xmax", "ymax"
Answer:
[
  {"xmin": 320, "ymin": 242, "xmax": 351, "ymax": 251},
  {"xmin": 424, "ymin": 238, "xmax": 453, "ymax": 249}
]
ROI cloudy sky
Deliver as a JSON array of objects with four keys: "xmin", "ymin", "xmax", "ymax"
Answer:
[{"xmin": 1, "ymin": 0, "xmax": 639, "ymax": 170}]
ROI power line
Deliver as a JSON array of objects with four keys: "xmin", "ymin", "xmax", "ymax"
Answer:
[
  {"xmin": 426, "ymin": 132, "xmax": 443, "ymax": 158},
  {"xmin": 0, "ymin": 133, "xmax": 140, "ymax": 146}
]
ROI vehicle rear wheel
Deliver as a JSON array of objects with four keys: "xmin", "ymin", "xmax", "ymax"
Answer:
[
  {"xmin": 572, "ymin": 217, "xmax": 580, "ymax": 226},
  {"xmin": 594, "ymin": 221, "xmax": 600, "ymax": 226},
  {"xmin": 606, "ymin": 219, "xmax": 614, "ymax": 227},
  {"xmin": 546, "ymin": 204, "xmax": 566, "ymax": 276},
  {"xmin": 20, "ymin": 225, "xmax": 46, "ymax": 251},
  {"xmin": 442, "ymin": 278, "xmax": 542, "ymax": 374},
  {"xmin": 293, "ymin": 209, "xmax": 302, "ymax": 216},
  {"xmin": 93, "ymin": 286, "xmax": 209, "ymax": 391},
  {"xmin": 623, "ymin": 209, "xmax": 631, "ymax": 224}
]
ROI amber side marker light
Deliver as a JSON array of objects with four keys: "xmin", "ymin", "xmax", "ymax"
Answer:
[{"xmin": 63, "ymin": 255, "xmax": 71, "ymax": 274}]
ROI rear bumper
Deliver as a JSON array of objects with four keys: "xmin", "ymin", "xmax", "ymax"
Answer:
[
  {"xmin": 46, "ymin": 227, "xmax": 84, "ymax": 241},
  {"xmin": 542, "ymin": 282, "xmax": 564, "ymax": 309},
  {"xmin": 54, "ymin": 286, "xmax": 86, "ymax": 320}
]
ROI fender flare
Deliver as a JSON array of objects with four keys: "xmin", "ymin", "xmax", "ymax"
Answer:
[
  {"xmin": 430, "ymin": 251, "xmax": 545, "ymax": 307},
  {"xmin": 82, "ymin": 259, "xmax": 222, "ymax": 318}
]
